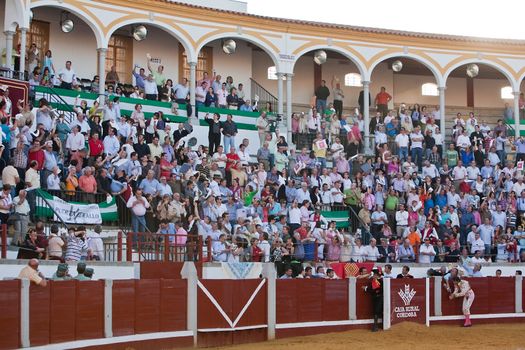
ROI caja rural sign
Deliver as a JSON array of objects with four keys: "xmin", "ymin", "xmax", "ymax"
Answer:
[{"xmin": 390, "ymin": 279, "xmax": 426, "ymax": 325}]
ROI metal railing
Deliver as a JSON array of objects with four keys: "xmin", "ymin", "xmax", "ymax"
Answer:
[
  {"xmin": 250, "ymin": 78, "xmax": 277, "ymax": 114},
  {"xmin": 38, "ymin": 86, "xmax": 78, "ymax": 124},
  {"xmin": 122, "ymin": 232, "xmax": 203, "ymax": 262}
]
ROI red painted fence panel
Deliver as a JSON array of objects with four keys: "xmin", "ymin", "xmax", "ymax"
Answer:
[
  {"xmin": 0, "ymin": 280, "xmax": 20, "ymax": 350},
  {"xmin": 234, "ymin": 279, "xmax": 267, "ymax": 328},
  {"xmin": 112, "ymin": 280, "xmax": 136, "ymax": 336},
  {"xmin": 276, "ymin": 280, "xmax": 298, "ymax": 324},
  {"xmin": 29, "ymin": 284, "xmax": 50, "ymax": 346},
  {"xmin": 75, "ymin": 280, "xmax": 104, "ymax": 340},
  {"xmin": 49, "ymin": 281, "xmax": 77, "ymax": 344},
  {"xmin": 135, "ymin": 279, "xmax": 161, "ymax": 334},
  {"xmin": 355, "ymin": 279, "xmax": 373, "ymax": 320},
  {"xmin": 159, "ymin": 279, "xmax": 187, "ymax": 331},
  {"xmin": 322, "ymin": 279, "xmax": 348, "ymax": 321},
  {"xmin": 487, "ymin": 277, "xmax": 515, "ymax": 314}
]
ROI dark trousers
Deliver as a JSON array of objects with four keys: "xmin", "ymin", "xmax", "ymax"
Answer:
[
  {"xmin": 60, "ymin": 82, "xmax": 72, "ymax": 89},
  {"xmin": 377, "ymin": 104, "xmax": 388, "ymax": 117},
  {"xmin": 209, "ymin": 133, "xmax": 221, "ymax": 154},
  {"xmin": 334, "ymin": 100, "xmax": 343, "ymax": 118},
  {"xmin": 516, "ymin": 153, "xmax": 525, "ymax": 165},
  {"xmin": 145, "ymin": 94, "xmax": 157, "ymax": 101},
  {"xmin": 175, "ymin": 98, "xmax": 193, "ymax": 118}
]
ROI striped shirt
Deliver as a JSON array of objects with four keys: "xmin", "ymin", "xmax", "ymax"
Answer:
[{"xmin": 65, "ymin": 236, "xmax": 88, "ymax": 261}]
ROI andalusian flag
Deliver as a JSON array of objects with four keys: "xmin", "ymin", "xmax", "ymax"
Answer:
[
  {"xmin": 321, "ymin": 210, "xmax": 350, "ymax": 229},
  {"xmin": 35, "ymin": 189, "xmax": 118, "ymax": 224}
]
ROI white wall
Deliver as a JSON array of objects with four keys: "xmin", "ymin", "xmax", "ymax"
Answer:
[
  {"xmin": 132, "ymin": 25, "xmax": 180, "ymax": 84},
  {"xmin": 32, "ymin": 7, "xmax": 97, "ymax": 80},
  {"xmin": 210, "ymin": 39, "xmax": 252, "ymax": 98},
  {"xmin": 474, "ymin": 78, "xmax": 512, "ymax": 108}
]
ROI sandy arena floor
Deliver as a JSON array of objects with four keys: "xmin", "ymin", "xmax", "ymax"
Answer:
[{"xmin": 210, "ymin": 322, "xmax": 525, "ymax": 350}]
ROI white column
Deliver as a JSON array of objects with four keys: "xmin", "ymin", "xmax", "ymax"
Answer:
[
  {"xmin": 261, "ymin": 263, "xmax": 276, "ymax": 340},
  {"xmin": 348, "ymin": 277, "xmax": 357, "ymax": 320},
  {"xmin": 189, "ymin": 62, "xmax": 197, "ymax": 120},
  {"xmin": 276, "ymin": 72, "xmax": 284, "ymax": 117},
  {"xmin": 97, "ymin": 48, "xmax": 107, "ymax": 106},
  {"xmin": 516, "ymin": 275, "xmax": 523, "ymax": 313},
  {"xmin": 19, "ymin": 28, "xmax": 28, "ymax": 79},
  {"xmin": 514, "ymin": 91, "xmax": 521, "ymax": 137},
  {"xmin": 181, "ymin": 262, "xmax": 198, "ymax": 346},
  {"xmin": 382, "ymin": 277, "xmax": 391, "ymax": 330},
  {"xmin": 286, "ymin": 73, "xmax": 293, "ymax": 143},
  {"xmin": 438, "ymin": 86, "xmax": 446, "ymax": 149},
  {"xmin": 104, "ymin": 280, "xmax": 113, "ymax": 338},
  {"xmin": 434, "ymin": 276, "xmax": 442, "ymax": 316},
  {"xmin": 363, "ymin": 81, "xmax": 371, "ymax": 154},
  {"xmin": 20, "ymin": 278, "xmax": 30, "ymax": 348},
  {"xmin": 4, "ymin": 30, "xmax": 15, "ymax": 71}
]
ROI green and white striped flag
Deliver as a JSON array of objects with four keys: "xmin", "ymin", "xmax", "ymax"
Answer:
[
  {"xmin": 36, "ymin": 189, "xmax": 118, "ymax": 224},
  {"xmin": 321, "ymin": 210, "xmax": 350, "ymax": 229}
]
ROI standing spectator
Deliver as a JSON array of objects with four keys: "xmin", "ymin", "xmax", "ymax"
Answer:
[
  {"xmin": 256, "ymin": 112, "xmax": 269, "ymax": 147},
  {"xmin": 315, "ymin": 80, "xmax": 330, "ymax": 113},
  {"xmin": 374, "ymin": 86, "xmax": 392, "ymax": 117},
  {"xmin": 358, "ymin": 88, "xmax": 371, "ymax": 115},
  {"xmin": 58, "ymin": 60, "xmax": 76, "ymax": 89},
  {"xmin": 48, "ymin": 224, "xmax": 65, "ymax": 261},
  {"xmin": 126, "ymin": 188, "xmax": 150, "ymax": 233},
  {"xmin": 409, "ymin": 126, "xmax": 424, "ymax": 170},
  {"xmin": 331, "ymin": 76, "xmax": 344, "ymax": 118},
  {"xmin": 132, "ymin": 65, "xmax": 147, "ymax": 90},
  {"xmin": 222, "ymin": 114, "xmax": 238, "ymax": 153},
  {"xmin": 144, "ymin": 74, "xmax": 158, "ymax": 101},
  {"xmin": 65, "ymin": 227, "xmax": 88, "ymax": 262},
  {"xmin": 205, "ymin": 113, "xmax": 222, "ymax": 155}
]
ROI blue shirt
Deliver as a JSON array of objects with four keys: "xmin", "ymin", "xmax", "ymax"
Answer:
[
  {"xmin": 480, "ymin": 165, "xmax": 493, "ymax": 179},
  {"xmin": 139, "ymin": 178, "xmax": 160, "ymax": 196},
  {"xmin": 132, "ymin": 71, "xmax": 145, "ymax": 90},
  {"xmin": 515, "ymin": 139, "xmax": 525, "ymax": 154},
  {"xmin": 460, "ymin": 150, "xmax": 474, "ymax": 165}
]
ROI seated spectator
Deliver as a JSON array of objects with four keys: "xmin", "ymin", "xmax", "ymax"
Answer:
[{"xmin": 18, "ymin": 259, "xmax": 47, "ymax": 286}]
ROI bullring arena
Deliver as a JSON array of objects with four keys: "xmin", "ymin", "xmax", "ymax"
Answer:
[{"xmin": 3, "ymin": 0, "xmax": 525, "ymax": 350}]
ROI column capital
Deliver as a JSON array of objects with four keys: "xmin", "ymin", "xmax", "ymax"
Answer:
[
  {"xmin": 97, "ymin": 47, "xmax": 108, "ymax": 53},
  {"xmin": 3, "ymin": 30, "xmax": 15, "ymax": 37},
  {"xmin": 513, "ymin": 91, "xmax": 521, "ymax": 97},
  {"xmin": 361, "ymin": 80, "xmax": 370, "ymax": 87},
  {"xmin": 19, "ymin": 27, "xmax": 29, "ymax": 33},
  {"xmin": 285, "ymin": 73, "xmax": 294, "ymax": 79},
  {"xmin": 188, "ymin": 61, "xmax": 198, "ymax": 68},
  {"xmin": 438, "ymin": 86, "xmax": 446, "ymax": 91},
  {"xmin": 276, "ymin": 72, "xmax": 285, "ymax": 78}
]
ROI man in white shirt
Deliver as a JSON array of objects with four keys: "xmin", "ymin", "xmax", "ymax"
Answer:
[
  {"xmin": 418, "ymin": 238, "xmax": 436, "ymax": 264},
  {"xmin": 217, "ymin": 83, "xmax": 228, "ymax": 108},
  {"xmin": 58, "ymin": 60, "xmax": 76, "ymax": 89},
  {"xmin": 258, "ymin": 232, "xmax": 271, "ymax": 262},
  {"xmin": 144, "ymin": 74, "xmax": 158, "ymax": 100},
  {"xmin": 46, "ymin": 166, "xmax": 61, "ymax": 190},
  {"xmin": 212, "ymin": 233, "xmax": 231, "ymax": 262},
  {"xmin": 421, "ymin": 160, "xmax": 439, "ymax": 180},
  {"xmin": 456, "ymin": 129, "xmax": 471, "ymax": 150},
  {"xmin": 103, "ymin": 127, "xmax": 120, "ymax": 157},
  {"xmin": 409, "ymin": 126, "xmax": 424, "ymax": 170},
  {"xmin": 364, "ymin": 238, "xmax": 381, "ymax": 262},
  {"xmin": 395, "ymin": 128, "xmax": 409, "ymax": 161},
  {"xmin": 66, "ymin": 125, "xmax": 85, "ymax": 152},
  {"xmin": 452, "ymin": 161, "xmax": 467, "ymax": 182},
  {"xmin": 513, "ymin": 178, "xmax": 525, "ymax": 195},
  {"xmin": 470, "ymin": 232, "xmax": 486, "ymax": 255},
  {"xmin": 86, "ymin": 225, "xmax": 105, "ymax": 261},
  {"xmin": 395, "ymin": 204, "xmax": 409, "ymax": 237},
  {"xmin": 466, "ymin": 160, "xmax": 480, "ymax": 184},
  {"xmin": 70, "ymin": 112, "xmax": 91, "ymax": 134}
]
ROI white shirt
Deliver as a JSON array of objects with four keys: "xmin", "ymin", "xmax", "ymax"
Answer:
[
  {"xmin": 144, "ymin": 79, "xmax": 158, "ymax": 95},
  {"xmin": 375, "ymin": 131, "xmax": 387, "ymax": 144},
  {"xmin": 409, "ymin": 132, "xmax": 423, "ymax": 148},
  {"xmin": 259, "ymin": 240, "xmax": 271, "ymax": 262},
  {"xmin": 456, "ymin": 134, "xmax": 471, "ymax": 148},
  {"xmin": 86, "ymin": 231, "xmax": 104, "ymax": 260},
  {"xmin": 395, "ymin": 133, "xmax": 409, "ymax": 147},
  {"xmin": 422, "ymin": 164, "xmax": 439, "ymax": 178},
  {"xmin": 195, "ymin": 86, "xmax": 206, "ymax": 102},
  {"xmin": 513, "ymin": 182, "xmax": 525, "ymax": 195},
  {"xmin": 59, "ymin": 67, "xmax": 76, "ymax": 83},
  {"xmin": 66, "ymin": 132, "xmax": 85, "ymax": 151},
  {"xmin": 103, "ymin": 135, "xmax": 120, "ymax": 156},
  {"xmin": 364, "ymin": 245, "xmax": 381, "ymax": 262},
  {"xmin": 288, "ymin": 207, "xmax": 302, "ymax": 225},
  {"xmin": 419, "ymin": 244, "xmax": 436, "ymax": 264},
  {"xmin": 70, "ymin": 118, "xmax": 91, "ymax": 134},
  {"xmin": 466, "ymin": 166, "xmax": 480, "ymax": 181},
  {"xmin": 351, "ymin": 245, "xmax": 366, "ymax": 262},
  {"xmin": 452, "ymin": 166, "xmax": 467, "ymax": 180},
  {"xmin": 46, "ymin": 174, "xmax": 61, "ymax": 190},
  {"xmin": 217, "ymin": 89, "xmax": 228, "ymax": 105},
  {"xmin": 471, "ymin": 238, "xmax": 486, "ymax": 254},
  {"xmin": 395, "ymin": 210, "xmax": 409, "ymax": 226}
]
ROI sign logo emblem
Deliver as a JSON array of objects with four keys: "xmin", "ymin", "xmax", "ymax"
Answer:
[{"xmin": 398, "ymin": 284, "xmax": 416, "ymax": 306}]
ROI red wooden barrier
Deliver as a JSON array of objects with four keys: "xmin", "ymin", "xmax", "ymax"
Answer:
[
  {"xmin": 390, "ymin": 278, "xmax": 427, "ymax": 326},
  {"xmin": 0, "ymin": 280, "xmax": 20, "ymax": 350},
  {"xmin": 29, "ymin": 284, "xmax": 50, "ymax": 346},
  {"xmin": 488, "ymin": 277, "xmax": 515, "ymax": 314},
  {"xmin": 117, "ymin": 231, "xmax": 123, "ymax": 262},
  {"xmin": 49, "ymin": 281, "xmax": 77, "ymax": 344},
  {"xmin": 159, "ymin": 279, "xmax": 187, "ymax": 331},
  {"xmin": 323, "ymin": 279, "xmax": 348, "ymax": 321},
  {"xmin": 355, "ymin": 279, "xmax": 374, "ymax": 319},
  {"xmin": 134, "ymin": 279, "xmax": 161, "ymax": 334},
  {"xmin": 112, "ymin": 280, "xmax": 136, "ymax": 336},
  {"xmin": 197, "ymin": 279, "xmax": 267, "ymax": 347},
  {"xmin": 75, "ymin": 280, "xmax": 104, "ymax": 340},
  {"xmin": 0, "ymin": 224, "xmax": 6, "ymax": 259},
  {"xmin": 140, "ymin": 261, "xmax": 203, "ymax": 279}
]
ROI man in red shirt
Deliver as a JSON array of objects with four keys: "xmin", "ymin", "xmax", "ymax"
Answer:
[
  {"xmin": 28, "ymin": 139, "xmax": 45, "ymax": 170},
  {"xmin": 88, "ymin": 132, "xmax": 104, "ymax": 160},
  {"xmin": 374, "ymin": 86, "xmax": 392, "ymax": 117}
]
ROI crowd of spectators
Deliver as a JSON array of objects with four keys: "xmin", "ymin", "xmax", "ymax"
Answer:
[{"xmin": 3, "ymin": 45, "xmax": 525, "ymax": 277}]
